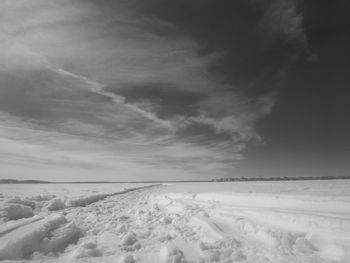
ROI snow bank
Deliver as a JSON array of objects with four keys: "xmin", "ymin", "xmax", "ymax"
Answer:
[
  {"xmin": 41, "ymin": 221, "xmax": 81, "ymax": 253},
  {"xmin": 5, "ymin": 197, "xmax": 36, "ymax": 209},
  {"xmin": 0, "ymin": 214, "xmax": 81, "ymax": 260},
  {"xmin": 68, "ymin": 193, "xmax": 110, "ymax": 207},
  {"xmin": 0, "ymin": 215, "xmax": 43, "ymax": 236},
  {"xmin": 68, "ymin": 184, "xmax": 161, "ymax": 207},
  {"xmin": 0, "ymin": 203, "xmax": 34, "ymax": 220}
]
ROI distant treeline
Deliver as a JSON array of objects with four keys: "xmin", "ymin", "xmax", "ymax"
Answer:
[
  {"xmin": 212, "ymin": 176, "xmax": 350, "ymax": 182},
  {"xmin": 0, "ymin": 179, "xmax": 52, "ymax": 184},
  {"xmin": 0, "ymin": 176, "xmax": 349, "ymax": 184}
]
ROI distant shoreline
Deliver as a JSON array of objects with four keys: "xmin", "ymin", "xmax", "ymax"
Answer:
[{"xmin": 0, "ymin": 176, "xmax": 349, "ymax": 184}]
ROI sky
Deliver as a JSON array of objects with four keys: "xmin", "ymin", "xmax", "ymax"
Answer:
[{"xmin": 0, "ymin": 0, "xmax": 349, "ymax": 181}]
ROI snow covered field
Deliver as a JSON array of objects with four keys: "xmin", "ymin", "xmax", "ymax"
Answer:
[
  {"xmin": 0, "ymin": 183, "xmax": 153, "ymax": 199},
  {"xmin": 0, "ymin": 180, "xmax": 349, "ymax": 263}
]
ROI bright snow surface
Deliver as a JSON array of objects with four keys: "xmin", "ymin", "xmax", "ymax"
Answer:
[{"xmin": 0, "ymin": 180, "xmax": 349, "ymax": 262}]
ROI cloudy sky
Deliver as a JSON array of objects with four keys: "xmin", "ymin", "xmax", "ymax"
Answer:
[{"xmin": 0, "ymin": 0, "xmax": 349, "ymax": 181}]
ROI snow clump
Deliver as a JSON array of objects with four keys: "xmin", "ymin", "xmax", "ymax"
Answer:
[
  {"xmin": 160, "ymin": 243, "xmax": 187, "ymax": 263},
  {"xmin": 46, "ymin": 198, "xmax": 65, "ymax": 211},
  {"xmin": 0, "ymin": 203, "xmax": 34, "ymax": 220}
]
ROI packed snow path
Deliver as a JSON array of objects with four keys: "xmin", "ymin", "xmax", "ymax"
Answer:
[
  {"xmin": 151, "ymin": 191, "xmax": 350, "ymax": 263},
  {"xmin": 0, "ymin": 181, "xmax": 349, "ymax": 262}
]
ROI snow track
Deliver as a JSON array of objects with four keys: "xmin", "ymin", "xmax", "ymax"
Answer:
[
  {"xmin": 151, "ymin": 189, "xmax": 350, "ymax": 263},
  {"xmin": 0, "ymin": 180, "xmax": 349, "ymax": 262}
]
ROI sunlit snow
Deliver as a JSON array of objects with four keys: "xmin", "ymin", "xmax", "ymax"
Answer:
[{"xmin": 0, "ymin": 180, "xmax": 349, "ymax": 262}]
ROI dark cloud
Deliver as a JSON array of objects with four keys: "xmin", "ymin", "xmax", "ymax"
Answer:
[
  {"xmin": 97, "ymin": 0, "xmax": 304, "ymax": 149},
  {"xmin": 106, "ymin": 82, "xmax": 204, "ymax": 118},
  {"xmin": 131, "ymin": 0, "xmax": 307, "ymax": 95}
]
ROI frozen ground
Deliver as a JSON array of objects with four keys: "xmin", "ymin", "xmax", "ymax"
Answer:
[{"xmin": 0, "ymin": 180, "xmax": 349, "ymax": 262}]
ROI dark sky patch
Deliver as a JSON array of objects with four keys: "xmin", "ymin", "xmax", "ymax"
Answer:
[
  {"xmin": 106, "ymin": 82, "xmax": 204, "ymax": 118},
  {"xmin": 134, "ymin": 0, "xmax": 307, "ymax": 96},
  {"xmin": 237, "ymin": 1, "xmax": 350, "ymax": 178},
  {"xmin": 175, "ymin": 121, "xmax": 232, "ymax": 145}
]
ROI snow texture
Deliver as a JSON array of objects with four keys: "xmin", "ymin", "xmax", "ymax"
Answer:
[
  {"xmin": 0, "ymin": 203, "xmax": 34, "ymax": 220},
  {"xmin": 0, "ymin": 180, "xmax": 349, "ymax": 262}
]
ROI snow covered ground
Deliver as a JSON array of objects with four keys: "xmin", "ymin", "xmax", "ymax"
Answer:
[
  {"xmin": 0, "ymin": 183, "xmax": 153, "ymax": 199},
  {"xmin": 0, "ymin": 180, "xmax": 349, "ymax": 262}
]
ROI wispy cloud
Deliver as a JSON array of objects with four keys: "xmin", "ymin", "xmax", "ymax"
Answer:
[{"xmin": 0, "ymin": 0, "xmax": 303, "ymax": 180}]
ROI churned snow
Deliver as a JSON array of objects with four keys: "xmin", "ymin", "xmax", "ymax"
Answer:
[{"xmin": 0, "ymin": 180, "xmax": 349, "ymax": 262}]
